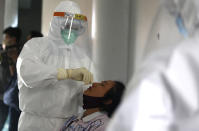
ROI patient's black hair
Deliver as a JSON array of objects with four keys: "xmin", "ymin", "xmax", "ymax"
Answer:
[{"xmin": 100, "ymin": 81, "xmax": 125, "ymax": 118}]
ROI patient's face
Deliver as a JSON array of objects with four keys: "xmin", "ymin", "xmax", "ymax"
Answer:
[{"xmin": 83, "ymin": 81, "xmax": 115, "ymax": 97}]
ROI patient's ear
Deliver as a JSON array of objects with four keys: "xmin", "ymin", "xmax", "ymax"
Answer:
[{"xmin": 104, "ymin": 99, "xmax": 112, "ymax": 105}]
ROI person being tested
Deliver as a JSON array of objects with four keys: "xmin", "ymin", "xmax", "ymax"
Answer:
[{"xmin": 61, "ymin": 80, "xmax": 125, "ymax": 131}]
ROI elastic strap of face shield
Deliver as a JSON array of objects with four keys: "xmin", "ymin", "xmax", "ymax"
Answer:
[{"xmin": 68, "ymin": 16, "xmax": 74, "ymax": 39}]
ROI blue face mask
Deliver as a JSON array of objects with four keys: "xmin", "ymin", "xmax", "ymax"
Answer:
[
  {"xmin": 176, "ymin": 15, "xmax": 189, "ymax": 38},
  {"xmin": 61, "ymin": 29, "xmax": 78, "ymax": 45}
]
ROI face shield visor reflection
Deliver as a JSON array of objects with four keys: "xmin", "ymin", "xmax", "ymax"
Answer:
[{"xmin": 54, "ymin": 12, "xmax": 88, "ymax": 45}]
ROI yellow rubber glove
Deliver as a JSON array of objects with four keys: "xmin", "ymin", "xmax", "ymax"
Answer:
[{"xmin": 57, "ymin": 67, "xmax": 93, "ymax": 85}]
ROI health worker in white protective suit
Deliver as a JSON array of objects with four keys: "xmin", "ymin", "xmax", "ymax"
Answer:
[
  {"xmin": 107, "ymin": 0, "xmax": 199, "ymax": 131},
  {"xmin": 16, "ymin": 1, "xmax": 94, "ymax": 131}
]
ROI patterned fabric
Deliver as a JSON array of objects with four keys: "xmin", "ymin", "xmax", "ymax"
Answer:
[{"xmin": 61, "ymin": 112, "xmax": 109, "ymax": 131}]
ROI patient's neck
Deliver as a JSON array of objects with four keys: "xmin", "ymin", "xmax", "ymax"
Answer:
[{"xmin": 83, "ymin": 108, "xmax": 100, "ymax": 118}]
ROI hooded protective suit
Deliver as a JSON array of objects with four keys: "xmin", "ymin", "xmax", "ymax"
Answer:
[
  {"xmin": 17, "ymin": 1, "xmax": 94, "ymax": 131},
  {"xmin": 107, "ymin": 0, "xmax": 199, "ymax": 131}
]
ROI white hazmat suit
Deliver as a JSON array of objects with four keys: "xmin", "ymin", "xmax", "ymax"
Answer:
[
  {"xmin": 17, "ymin": 1, "xmax": 94, "ymax": 131},
  {"xmin": 107, "ymin": 0, "xmax": 199, "ymax": 131}
]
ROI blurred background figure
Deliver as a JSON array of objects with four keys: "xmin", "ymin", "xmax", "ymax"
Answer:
[
  {"xmin": 26, "ymin": 30, "xmax": 43, "ymax": 41},
  {"xmin": 0, "ymin": 27, "xmax": 18, "ymax": 131},
  {"xmin": 0, "ymin": 27, "xmax": 21, "ymax": 131},
  {"xmin": 2, "ymin": 27, "xmax": 21, "ymax": 50},
  {"xmin": 2, "ymin": 27, "xmax": 22, "ymax": 131},
  {"xmin": 0, "ymin": 52, "xmax": 9, "ymax": 130},
  {"xmin": 107, "ymin": 0, "xmax": 199, "ymax": 131}
]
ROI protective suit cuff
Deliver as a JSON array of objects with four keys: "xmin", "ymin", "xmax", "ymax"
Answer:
[{"xmin": 57, "ymin": 68, "xmax": 68, "ymax": 80}]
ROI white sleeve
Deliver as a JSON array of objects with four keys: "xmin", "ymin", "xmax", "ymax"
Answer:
[
  {"xmin": 106, "ymin": 72, "xmax": 174, "ymax": 131},
  {"xmin": 106, "ymin": 46, "xmax": 176, "ymax": 131},
  {"xmin": 107, "ymin": 42, "xmax": 199, "ymax": 131},
  {"xmin": 17, "ymin": 39, "xmax": 58, "ymax": 88}
]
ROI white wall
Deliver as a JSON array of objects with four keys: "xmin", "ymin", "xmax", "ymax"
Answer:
[
  {"xmin": 129, "ymin": 0, "xmax": 159, "ymax": 74},
  {"xmin": 0, "ymin": 0, "xmax": 5, "ymax": 43},
  {"xmin": 92, "ymin": 0, "xmax": 130, "ymax": 83},
  {"xmin": 42, "ymin": 0, "xmax": 92, "ymax": 36},
  {"xmin": 0, "ymin": 0, "xmax": 18, "ymax": 43},
  {"xmin": 4, "ymin": 0, "xmax": 18, "ymax": 28},
  {"xmin": 125, "ymin": 0, "xmax": 160, "ymax": 82}
]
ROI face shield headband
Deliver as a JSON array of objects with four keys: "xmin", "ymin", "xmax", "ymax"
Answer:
[{"xmin": 53, "ymin": 12, "xmax": 87, "ymax": 45}]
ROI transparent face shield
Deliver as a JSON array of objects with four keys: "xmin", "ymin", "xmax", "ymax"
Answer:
[{"xmin": 54, "ymin": 12, "xmax": 88, "ymax": 45}]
